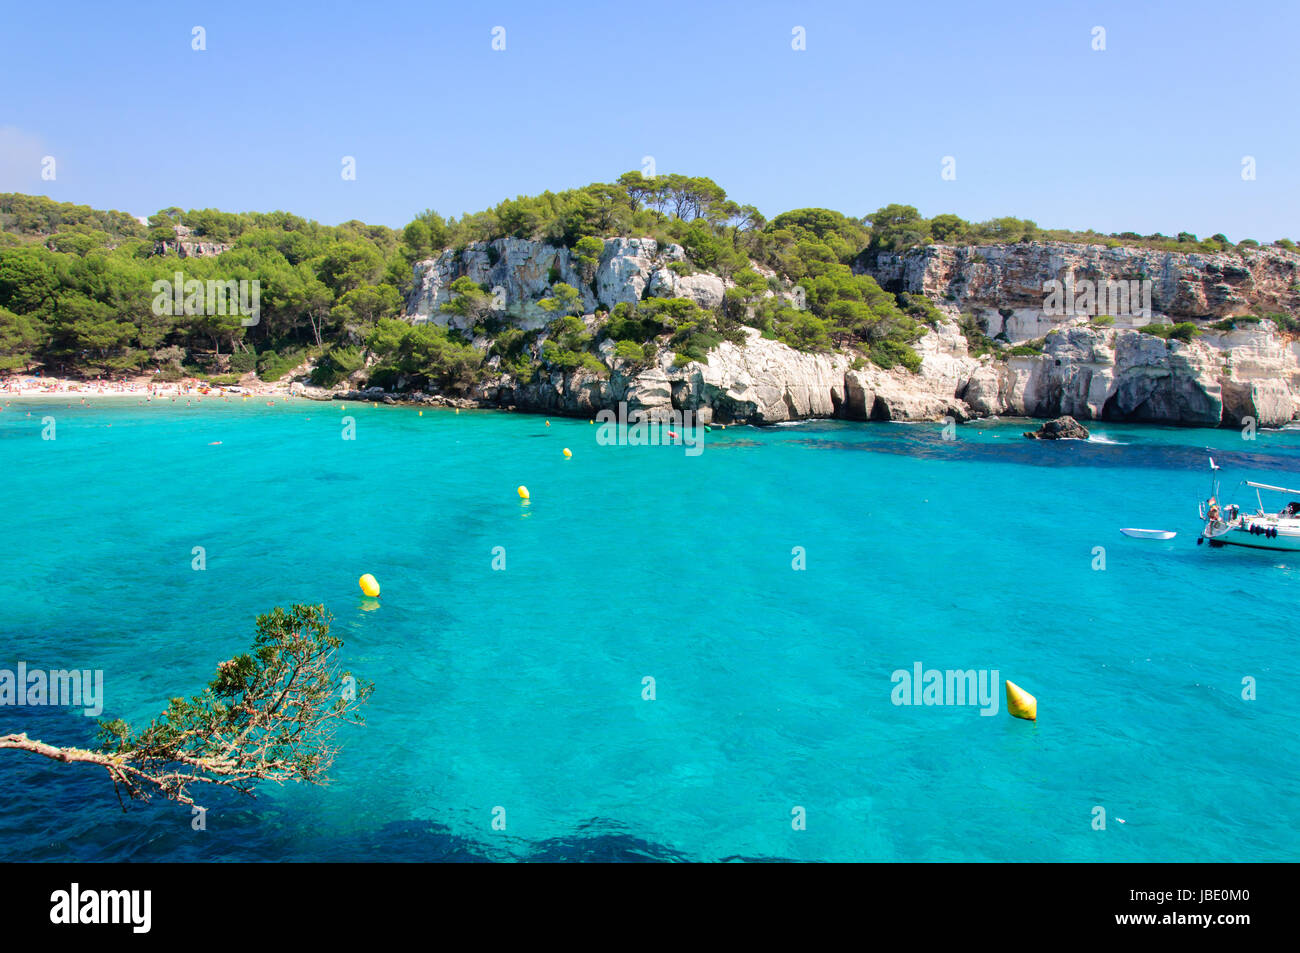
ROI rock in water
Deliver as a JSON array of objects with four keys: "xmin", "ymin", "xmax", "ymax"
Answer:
[{"xmin": 1024, "ymin": 415, "xmax": 1090, "ymax": 440}]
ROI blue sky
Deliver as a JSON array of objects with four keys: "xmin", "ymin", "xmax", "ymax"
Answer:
[{"xmin": 2, "ymin": 0, "xmax": 1297, "ymax": 240}]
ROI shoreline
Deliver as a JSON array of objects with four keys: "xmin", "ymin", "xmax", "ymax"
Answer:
[
  {"xmin": 0, "ymin": 373, "xmax": 300, "ymax": 401},
  {"xmin": 3, "ymin": 374, "xmax": 1290, "ymax": 433}
]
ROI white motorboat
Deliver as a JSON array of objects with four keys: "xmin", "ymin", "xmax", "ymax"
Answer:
[
  {"xmin": 1121, "ymin": 528, "xmax": 1177, "ymax": 540},
  {"xmin": 1199, "ymin": 457, "xmax": 1300, "ymax": 552}
]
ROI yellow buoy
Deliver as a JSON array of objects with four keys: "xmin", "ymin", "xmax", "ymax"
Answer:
[
  {"xmin": 563, "ymin": 448, "xmax": 572, "ymax": 458},
  {"xmin": 517, "ymin": 485, "xmax": 530, "ymax": 500},
  {"xmin": 418, "ymin": 410, "xmax": 423, "ymax": 416},
  {"xmin": 358, "ymin": 573, "xmax": 381, "ymax": 598},
  {"xmin": 1005, "ymin": 680, "xmax": 1037, "ymax": 721}
]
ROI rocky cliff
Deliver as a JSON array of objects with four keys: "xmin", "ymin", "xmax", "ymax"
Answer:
[
  {"xmin": 961, "ymin": 322, "xmax": 1300, "ymax": 427},
  {"xmin": 408, "ymin": 237, "xmax": 728, "ymax": 330},
  {"xmin": 399, "ymin": 239, "xmax": 1300, "ymax": 428},
  {"xmin": 863, "ymin": 241, "xmax": 1300, "ymax": 342},
  {"xmin": 152, "ymin": 224, "xmax": 230, "ymax": 258}
]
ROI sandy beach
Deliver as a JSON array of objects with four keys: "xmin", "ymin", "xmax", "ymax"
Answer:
[{"xmin": 0, "ymin": 373, "xmax": 303, "ymax": 401}]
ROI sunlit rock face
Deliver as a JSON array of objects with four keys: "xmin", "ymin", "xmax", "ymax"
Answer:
[{"xmin": 403, "ymin": 238, "xmax": 1300, "ymax": 427}]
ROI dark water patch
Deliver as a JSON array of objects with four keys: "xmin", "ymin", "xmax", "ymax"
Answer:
[
  {"xmin": 788, "ymin": 433, "xmax": 1300, "ymax": 476},
  {"xmin": 307, "ymin": 818, "xmax": 498, "ymax": 862},
  {"xmin": 0, "ymin": 700, "xmax": 99, "ymax": 747},
  {"xmin": 524, "ymin": 825, "xmax": 691, "ymax": 862},
  {"xmin": 717, "ymin": 854, "xmax": 798, "ymax": 863}
]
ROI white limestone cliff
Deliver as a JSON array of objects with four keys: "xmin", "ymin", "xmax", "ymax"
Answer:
[{"xmin": 403, "ymin": 238, "xmax": 1300, "ymax": 427}]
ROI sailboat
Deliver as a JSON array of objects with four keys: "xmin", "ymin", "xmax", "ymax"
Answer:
[{"xmin": 1199, "ymin": 457, "xmax": 1300, "ymax": 551}]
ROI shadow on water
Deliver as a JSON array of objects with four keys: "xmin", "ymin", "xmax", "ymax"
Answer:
[
  {"xmin": 523, "ymin": 825, "xmax": 693, "ymax": 862},
  {"xmin": 781, "ymin": 429, "xmax": 1300, "ymax": 475},
  {"xmin": 0, "ymin": 720, "xmax": 732, "ymax": 861},
  {"xmin": 310, "ymin": 818, "xmax": 771, "ymax": 862},
  {"xmin": 310, "ymin": 817, "xmax": 731, "ymax": 862}
]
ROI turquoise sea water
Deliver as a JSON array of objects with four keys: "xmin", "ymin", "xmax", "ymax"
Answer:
[{"xmin": 1, "ymin": 396, "xmax": 1298, "ymax": 862}]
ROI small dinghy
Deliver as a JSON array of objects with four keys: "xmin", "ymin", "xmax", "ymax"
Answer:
[{"xmin": 1121, "ymin": 528, "xmax": 1177, "ymax": 539}]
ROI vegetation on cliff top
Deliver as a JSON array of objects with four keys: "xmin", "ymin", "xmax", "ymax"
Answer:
[
  {"xmin": 861, "ymin": 202, "xmax": 1279, "ymax": 257},
  {"xmin": 1, "ymin": 180, "xmax": 1295, "ymax": 388}
]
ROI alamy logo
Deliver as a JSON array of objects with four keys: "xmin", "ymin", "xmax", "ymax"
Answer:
[
  {"xmin": 152, "ymin": 271, "xmax": 261, "ymax": 326},
  {"xmin": 890, "ymin": 662, "xmax": 1000, "ymax": 716},
  {"xmin": 50, "ymin": 883, "xmax": 151, "ymax": 933},
  {"xmin": 1042, "ymin": 276, "xmax": 1152, "ymax": 318},
  {"xmin": 0, "ymin": 662, "xmax": 103, "ymax": 716},
  {"xmin": 595, "ymin": 402, "xmax": 705, "ymax": 457}
]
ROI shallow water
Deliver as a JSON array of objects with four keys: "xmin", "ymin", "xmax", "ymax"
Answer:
[{"xmin": 1, "ymin": 397, "xmax": 1296, "ymax": 861}]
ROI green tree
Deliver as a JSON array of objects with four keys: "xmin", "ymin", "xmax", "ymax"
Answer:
[
  {"xmin": 929, "ymin": 213, "xmax": 967, "ymax": 243},
  {"xmin": 441, "ymin": 276, "xmax": 497, "ymax": 328},
  {"xmin": 401, "ymin": 221, "xmax": 434, "ymax": 263},
  {"xmin": 0, "ymin": 305, "xmax": 41, "ymax": 372},
  {"xmin": 317, "ymin": 242, "xmax": 383, "ymax": 296},
  {"xmin": 0, "ymin": 604, "xmax": 371, "ymax": 809},
  {"xmin": 332, "ymin": 284, "xmax": 403, "ymax": 339},
  {"xmin": 539, "ymin": 282, "xmax": 583, "ymax": 316},
  {"xmin": 366, "ymin": 318, "xmax": 483, "ymax": 393},
  {"xmin": 574, "ymin": 235, "xmax": 605, "ymax": 283},
  {"xmin": 866, "ymin": 204, "xmax": 930, "ymax": 251}
]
